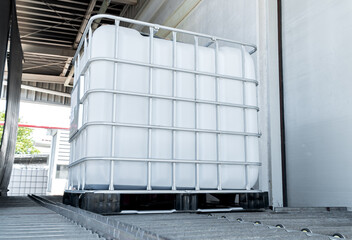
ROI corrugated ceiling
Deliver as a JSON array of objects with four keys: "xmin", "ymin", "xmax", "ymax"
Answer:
[{"xmin": 10, "ymin": 0, "xmax": 143, "ymax": 105}]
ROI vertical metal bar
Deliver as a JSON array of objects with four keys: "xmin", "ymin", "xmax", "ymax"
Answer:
[
  {"xmin": 76, "ymin": 167, "xmax": 80, "ymax": 190},
  {"xmin": 256, "ymin": 81, "xmax": 261, "ymax": 135},
  {"xmin": 19, "ymin": 168, "xmax": 22, "ymax": 195},
  {"xmin": 71, "ymin": 168, "xmax": 74, "ymax": 190},
  {"xmin": 77, "ymin": 54, "xmax": 80, "ymax": 79},
  {"xmin": 29, "ymin": 167, "xmax": 33, "ymax": 194},
  {"xmin": 255, "ymin": 48, "xmax": 261, "ymax": 191},
  {"xmin": 83, "ymin": 34, "xmax": 87, "ymax": 107},
  {"xmin": 147, "ymin": 27, "xmax": 154, "ymax": 191},
  {"xmin": 88, "ymin": 27, "xmax": 92, "ymax": 92},
  {"xmin": 88, "ymin": 27, "xmax": 92, "ymax": 55},
  {"xmin": 172, "ymin": 31, "xmax": 177, "ymax": 190},
  {"xmin": 84, "ymin": 36, "xmax": 87, "ymax": 54},
  {"xmin": 82, "ymin": 162, "xmax": 86, "ymax": 190},
  {"xmin": 194, "ymin": 36, "xmax": 200, "ymax": 190},
  {"xmin": 35, "ymin": 168, "xmax": 38, "ymax": 194},
  {"xmin": 83, "ymin": 35, "xmax": 87, "ymax": 97},
  {"xmin": 70, "ymin": 165, "xmax": 73, "ymax": 190},
  {"xmin": 83, "ymin": 28, "xmax": 93, "ymax": 190},
  {"xmin": 78, "ymin": 166, "xmax": 81, "ymax": 190},
  {"xmin": 241, "ymin": 46, "xmax": 250, "ymax": 190},
  {"xmin": 109, "ymin": 20, "xmax": 120, "ymax": 190},
  {"xmin": 278, "ymin": 0, "xmax": 288, "ymax": 206},
  {"xmin": 214, "ymin": 40, "xmax": 222, "ymax": 190},
  {"xmin": 74, "ymin": 58, "xmax": 78, "ymax": 84}
]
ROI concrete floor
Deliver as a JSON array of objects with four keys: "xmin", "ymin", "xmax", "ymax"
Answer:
[
  {"xmin": 109, "ymin": 209, "xmax": 352, "ymax": 240},
  {"xmin": 0, "ymin": 197, "xmax": 103, "ymax": 240},
  {"xmin": 2, "ymin": 196, "xmax": 352, "ymax": 240}
]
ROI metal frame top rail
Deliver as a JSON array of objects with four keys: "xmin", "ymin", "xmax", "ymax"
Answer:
[
  {"xmin": 69, "ymin": 156, "xmax": 262, "ymax": 168},
  {"xmin": 77, "ymin": 57, "xmax": 259, "ymax": 85},
  {"xmin": 73, "ymin": 14, "xmax": 257, "ymax": 63}
]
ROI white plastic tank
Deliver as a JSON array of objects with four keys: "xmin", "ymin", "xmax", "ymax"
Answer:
[{"xmin": 69, "ymin": 21, "xmax": 260, "ymax": 191}]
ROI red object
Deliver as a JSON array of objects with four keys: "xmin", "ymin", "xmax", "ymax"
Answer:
[{"xmin": 0, "ymin": 122, "xmax": 69, "ymax": 130}]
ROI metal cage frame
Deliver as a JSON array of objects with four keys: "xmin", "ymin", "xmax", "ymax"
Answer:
[{"xmin": 68, "ymin": 14, "xmax": 262, "ymax": 194}]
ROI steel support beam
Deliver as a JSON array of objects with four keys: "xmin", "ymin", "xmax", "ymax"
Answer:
[
  {"xmin": 22, "ymin": 43, "xmax": 75, "ymax": 58},
  {"xmin": 156, "ymin": 0, "xmax": 203, "ymax": 38},
  {"xmin": 92, "ymin": 0, "xmax": 112, "ymax": 30},
  {"xmin": 64, "ymin": 66, "xmax": 74, "ymax": 86},
  {"xmin": 4, "ymin": 72, "xmax": 66, "ymax": 84},
  {"xmin": 67, "ymin": 0, "xmax": 113, "ymax": 86},
  {"xmin": 119, "ymin": 4, "xmax": 130, "ymax": 17},
  {"xmin": 60, "ymin": 57, "xmax": 73, "ymax": 76},
  {"xmin": 73, "ymin": 0, "xmax": 97, "ymax": 49},
  {"xmin": 3, "ymin": 81, "xmax": 71, "ymax": 98},
  {"xmin": 131, "ymin": 0, "xmax": 166, "ymax": 31},
  {"xmin": 257, "ymin": 0, "xmax": 283, "ymax": 208},
  {"xmin": 110, "ymin": 0, "xmax": 137, "ymax": 4}
]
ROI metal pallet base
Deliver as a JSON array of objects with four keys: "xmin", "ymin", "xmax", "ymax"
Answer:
[{"xmin": 63, "ymin": 191, "xmax": 269, "ymax": 214}]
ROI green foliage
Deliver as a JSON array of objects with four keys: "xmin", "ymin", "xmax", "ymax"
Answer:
[{"xmin": 0, "ymin": 112, "xmax": 40, "ymax": 154}]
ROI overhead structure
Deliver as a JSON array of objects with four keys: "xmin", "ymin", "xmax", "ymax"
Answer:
[{"xmin": 11, "ymin": 0, "xmax": 141, "ymax": 105}]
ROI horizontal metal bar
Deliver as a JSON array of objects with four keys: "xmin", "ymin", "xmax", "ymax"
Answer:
[
  {"xmin": 74, "ymin": 14, "xmax": 257, "ymax": 61},
  {"xmin": 3, "ymin": 81, "xmax": 70, "ymax": 97},
  {"xmin": 197, "ymin": 208, "xmax": 243, "ymax": 213},
  {"xmin": 69, "ymin": 121, "xmax": 261, "ymax": 142},
  {"xmin": 21, "ymin": 39, "xmax": 72, "ymax": 48},
  {"xmin": 68, "ymin": 156, "xmax": 262, "ymax": 168},
  {"xmin": 65, "ymin": 189, "xmax": 262, "ymax": 194},
  {"xmin": 81, "ymin": 89, "xmax": 259, "ymax": 110},
  {"xmin": 16, "ymin": 9, "xmax": 83, "ymax": 23},
  {"xmin": 23, "ymin": 56, "xmax": 66, "ymax": 63},
  {"xmin": 17, "ymin": 5, "xmax": 85, "ymax": 18},
  {"xmin": 120, "ymin": 210, "xmax": 177, "ymax": 214},
  {"xmin": 18, "ymin": 15, "xmax": 82, "ymax": 28},
  {"xmin": 78, "ymin": 57, "xmax": 258, "ymax": 85},
  {"xmin": 17, "ymin": 0, "xmax": 87, "ymax": 13},
  {"xmin": 22, "ymin": 43, "xmax": 76, "ymax": 58},
  {"xmin": 18, "ymin": 18, "xmax": 79, "ymax": 31},
  {"xmin": 22, "ymin": 35, "xmax": 73, "ymax": 44},
  {"xmin": 19, "ymin": 26, "xmax": 77, "ymax": 36}
]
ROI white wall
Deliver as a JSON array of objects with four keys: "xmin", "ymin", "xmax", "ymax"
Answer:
[
  {"xmin": 139, "ymin": 0, "xmax": 283, "ymax": 207},
  {"xmin": 282, "ymin": 0, "xmax": 352, "ymax": 208},
  {"xmin": 157, "ymin": 0, "xmax": 256, "ymax": 43}
]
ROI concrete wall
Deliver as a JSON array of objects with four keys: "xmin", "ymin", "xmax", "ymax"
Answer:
[
  {"xmin": 137, "ymin": 0, "xmax": 284, "ymax": 207},
  {"xmin": 282, "ymin": 0, "xmax": 352, "ymax": 208}
]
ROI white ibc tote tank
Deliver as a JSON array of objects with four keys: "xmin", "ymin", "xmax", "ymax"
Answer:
[{"xmin": 69, "ymin": 15, "xmax": 261, "ymax": 192}]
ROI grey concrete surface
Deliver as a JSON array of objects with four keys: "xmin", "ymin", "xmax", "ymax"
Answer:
[{"xmin": 0, "ymin": 196, "xmax": 103, "ymax": 240}]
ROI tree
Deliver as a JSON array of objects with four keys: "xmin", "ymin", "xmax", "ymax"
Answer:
[{"xmin": 0, "ymin": 112, "xmax": 40, "ymax": 154}]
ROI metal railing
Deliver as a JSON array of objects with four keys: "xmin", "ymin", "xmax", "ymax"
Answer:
[{"xmin": 69, "ymin": 14, "xmax": 261, "ymax": 193}]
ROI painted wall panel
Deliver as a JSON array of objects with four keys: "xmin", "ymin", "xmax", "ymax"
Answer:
[{"xmin": 282, "ymin": 0, "xmax": 352, "ymax": 207}]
